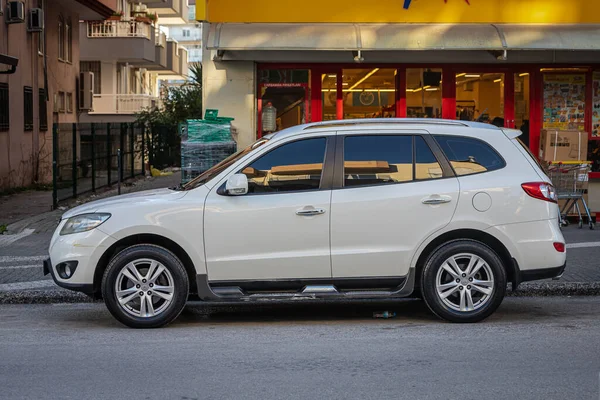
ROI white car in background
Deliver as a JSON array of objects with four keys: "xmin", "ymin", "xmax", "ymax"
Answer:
[{"xmin": 44, "ymin": 119, "xmax": 566, "ymax": 328}]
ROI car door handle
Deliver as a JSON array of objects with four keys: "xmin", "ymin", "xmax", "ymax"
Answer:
[
  {"xmin": 296, "ymin": 208, "xmax": 326, "ymax": 216},
  {"xmin": 422, "ymin": 195, "xmax": 452, "ymax": 205}
]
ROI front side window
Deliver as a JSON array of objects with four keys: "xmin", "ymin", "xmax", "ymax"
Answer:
[
  {"xmin": 434, "ymin": 135, "xmax": 505, "ymax": 176},
  {"xmin": 344, "ymin": 135, "xmax": 413, "ymax": 187},
  {"xmin": 241, "ymin": 138, "xmax": 327, "ymax": 194}
]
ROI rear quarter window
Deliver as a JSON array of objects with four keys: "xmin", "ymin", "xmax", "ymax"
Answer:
[{"xmin": 434, "ymin": 135, "xmax": 505, "ymax": 176}]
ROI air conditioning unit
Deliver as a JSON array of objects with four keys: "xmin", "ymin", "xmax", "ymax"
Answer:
[
  {"xmin": 6, "ymin": 1, "xmax": 25, "ymax": 24},
  {"xmin": 79, "ymin": 72, "xmax": 94, "ymax": 111},
  {"xmin": 27, "ymin": 8, "xmax": 44, "ymax": 32}
]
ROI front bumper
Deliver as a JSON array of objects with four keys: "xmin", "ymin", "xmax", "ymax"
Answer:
[{"xmin": 43, "ymin": 258, "xmax": 95, "ymax": 295}]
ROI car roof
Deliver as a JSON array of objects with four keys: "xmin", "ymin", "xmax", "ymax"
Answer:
[{"xmin": 271, "ymin": 118, "xmax": 502, "ymax": 140}]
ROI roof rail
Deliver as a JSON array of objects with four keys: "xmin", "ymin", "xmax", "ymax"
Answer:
[{"xmin": 302, "ymin": 118, "xmax": 500, "ymax": 130}]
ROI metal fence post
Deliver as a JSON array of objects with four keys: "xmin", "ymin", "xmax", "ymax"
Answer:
[
  {"xmin": 119, "ymin": 123, "xmax": 125, "ymax": 182},
  {"xmin": 130, "ymin": 123, "xmax": 135, "ymax": 179},
  {"xmin": 107, "ymin": 123, "xmax": 111, "ymax": 186},
  {"xmin": 141, "ymin": 124, "xmax": 146, "ymax": 176},
  {"xmin": 117, "ymin": 148, "xmax": 121, "ymax": 195},
  {"xmin": 91, "ymin": 123, "xmax": 96, "ymax": 192},
  {"xmin": 72, "ymin": 123, "xmax": 77, "ymax": 198},
  {"xmin": 52, "ymin": 124, "xmax": 58, "ymax": 210}
]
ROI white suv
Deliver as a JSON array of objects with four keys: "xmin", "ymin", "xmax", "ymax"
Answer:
[{"xmin": 44, "ymin": 119, "xmax": 566, "ymax": 328}]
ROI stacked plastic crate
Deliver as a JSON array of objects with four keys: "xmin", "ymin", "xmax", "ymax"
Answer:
[{"xmin": 180, "ymin": 110, "xmax": 237, "ymax": 184}]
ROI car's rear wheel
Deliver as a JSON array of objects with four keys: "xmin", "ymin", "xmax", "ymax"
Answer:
[
  {"xmin": 102, "ymin": 244, "xmax": 189, "ymax": 329},
  {"xmin": 421, "ymin": 240, "xmax": 506, "ymax": 323}
]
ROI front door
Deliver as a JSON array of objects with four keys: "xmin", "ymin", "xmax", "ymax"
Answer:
[
  {"xmin": 330, "ymin": 133, "xmax": 459, "ymax": 278},
  {"xmin": 204, "ymin": 136, "xmax": 334, "ymax": 282}
]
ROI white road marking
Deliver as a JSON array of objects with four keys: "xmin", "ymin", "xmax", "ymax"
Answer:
[
  {"xmin": 566, "ymin": 242, "xmax": 600, "ymax": 249},
  {"xmin": 0, "ymin": 280, "xmax": 56, "ymax": 291},
  {"xmin": 0, "ymin": 264, "xmax": 40, "ymax": 270},
  {"xmin": 0, "ymin": 229, "xmax": 35, "ymax": 247},
  {"xmin": 0, "ymin": 255, "xmax": 48, "ymax": 263}
]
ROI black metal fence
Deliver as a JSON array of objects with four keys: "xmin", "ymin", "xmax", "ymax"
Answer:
[{"xmin": 52, "ymin": 123, "xmax": 146, "ymax": 208}]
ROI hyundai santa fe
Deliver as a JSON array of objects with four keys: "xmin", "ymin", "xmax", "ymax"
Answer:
[{"xmin": 43, "ymin": 119, "xmax": 566, "ymax": 328}]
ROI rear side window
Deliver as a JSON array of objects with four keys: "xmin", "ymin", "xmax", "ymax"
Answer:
[{"xmin": 434, "ymin": 135, "xmax": 505, "ymax": 176}]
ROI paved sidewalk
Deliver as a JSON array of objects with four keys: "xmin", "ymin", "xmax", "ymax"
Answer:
[{"xmin": 2, "ymin": 174, "xmax": 181, "ymax": 234}]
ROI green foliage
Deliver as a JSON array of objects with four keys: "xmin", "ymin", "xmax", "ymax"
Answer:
[
  {"xmin": 136, "ymin": 63, "xmax": 203, "ymax": 168},
  {"xmin": 0, "ymin": 225, "xmax": 6, "ymax": 235}
]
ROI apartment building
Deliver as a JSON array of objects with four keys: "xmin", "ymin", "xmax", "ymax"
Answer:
[
  {"xmin": 0, "ymin": 0, "xmax": 116, "ymax": 190},
  {"xmin": 165, "ymin": 1, "xmax": 201, "ymax": 63},
  {"xmin": 79, "ymin": 0, "xmax": 190, "ymax": 124}
]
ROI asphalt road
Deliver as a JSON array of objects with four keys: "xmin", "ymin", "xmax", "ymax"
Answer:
[{"xmin": 1, "ymin": 297, "xmax": 599, "ymax": 400}]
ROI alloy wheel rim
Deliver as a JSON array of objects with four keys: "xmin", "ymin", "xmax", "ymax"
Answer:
[
  {"xmin": 435, "ymin": 253, "xmax": 494, "ymax": 312},
  {"xmin": 115, "ymin": 258, "xmax": 174, "ymax": 318}
]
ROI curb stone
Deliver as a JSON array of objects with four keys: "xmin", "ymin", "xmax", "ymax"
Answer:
[{"xmin": 1, "ymin": 282, "xmax": 599, "ymax": 304}]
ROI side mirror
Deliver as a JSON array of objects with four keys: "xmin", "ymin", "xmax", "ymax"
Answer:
[{"xmin": 225, "ymin": 173, "xmax": 248, "ymax": 196}]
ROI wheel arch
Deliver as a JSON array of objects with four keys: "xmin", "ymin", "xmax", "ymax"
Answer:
[
  {"xmin": 93, "ymin": 233, "xmax": 200, "ymax": 298},
  {"xmin": 413, "ymin": 229, "xmax": 516, "ymax": 290}
]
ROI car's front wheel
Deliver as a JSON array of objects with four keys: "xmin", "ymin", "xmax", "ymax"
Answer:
[
  {"xmin": 102, "ymin": 244, "xmax": 189, "ymax": 328},
  {"xmin": 421, "ymin": 240, "xmax": 506, "ymax": 323}
]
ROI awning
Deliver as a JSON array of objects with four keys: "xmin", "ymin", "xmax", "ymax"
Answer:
[{"xmin": 207, "ymin": 23, "xmax": 600, "ymax": 52}]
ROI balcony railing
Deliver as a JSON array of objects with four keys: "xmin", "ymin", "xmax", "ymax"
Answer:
[
  {"xmin": 156, "ymin": 31, "xmax": 167, "ymax": 47},
  {"xmin": 87, "ymin": 20, "xmax": 152, "ymax": 39},
  {"xmin": 90, "ymin": 94, "xmax": 159, "ymax": 114}
]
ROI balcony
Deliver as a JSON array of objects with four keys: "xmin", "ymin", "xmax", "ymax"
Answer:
[
  {"xmin": 147, "ymin": 31, "xmax": 168, "ymax": 71},
  {"xmin": 80, "ymin": 21, "xmax": 157, "ymax": 64},
  {"xmin": 145, "ymin": 0, "xmax": 189, "ymax": 25},
  {"xmin": 89, "ymin": 94, "xmax": 159, "ymax": 114}
]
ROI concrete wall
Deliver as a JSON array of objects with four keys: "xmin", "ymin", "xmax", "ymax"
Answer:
[
  {"xmin": 0, "ymin": 0, "xmax": 83, "ymax": 189},
  {"xmin": 202, "ymin": 24, "xmax": 256, "ymax": 149}
]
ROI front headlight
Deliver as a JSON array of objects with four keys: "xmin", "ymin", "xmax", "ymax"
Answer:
[{"xmin": 60, "ymin": 213, "xmax": 111, "ymax": 236}]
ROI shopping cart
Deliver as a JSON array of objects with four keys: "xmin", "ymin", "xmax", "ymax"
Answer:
[{"xmin": 547, "ymin": 162, "xmax": 594, "ymax": 229}]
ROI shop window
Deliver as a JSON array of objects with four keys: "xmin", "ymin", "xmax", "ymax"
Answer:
[
  {"xmin": 322, "ymin": 72, "xmax": 338, "ymax": 121},
  {"xmin": 407, "ymin": 68, "xmax": 442, "ymax": 119},
  {"xmin": 241, "ymin": 138, "xmax": 326, "ymax": 194},
  {"xmin": 434, "ymin": 136, "xmax": 505, "ymax": 176},
  {"xmin": 259, "ymin": 69, "xmax": 309, "ymax": 134},
  {"xmin": 343, "ymin": 135, "xmax": 413, "ymax": 187},
  {"xmin": 341, "ymin": 69, "xmax": 396, "ymax": 119},
  {"xmin": 24, "ymin": 87, "xmax": 34, "ymax": 131},
  {"xmin": 456, "ymin": 72, "xmax": 504, "ymax": 125},
  {"xmin": 515, "ymin": 72, "xmax": 531, "ymax": 147},
  {"xmin": 543, "ymin": 74, "xmax": 586, "ymax": 132},
  {"xmin": 0, "ymin": 83, "xmax": 9, "ymax": 131},
  {"xmin": 592, "ymin": 72, "xmax": 600, "ymax": 138}
]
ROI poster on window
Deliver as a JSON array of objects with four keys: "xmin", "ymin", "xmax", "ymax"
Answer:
[
  {"xmin": 593, "ymin": 72, "xmax": 600, "ymax": 137},
  {"xmin": 543, "ymin": 74, "xmax": 586, "ymax": 131}
]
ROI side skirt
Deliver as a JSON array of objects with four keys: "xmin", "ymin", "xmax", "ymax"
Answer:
[{"xmin": 195, "ymin": 269, "xmax": 416, "ymax": 302}]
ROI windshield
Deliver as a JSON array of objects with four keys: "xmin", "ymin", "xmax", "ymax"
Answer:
[{"xmin": 182, "ymin": 138, "xmax": 269, "ymax": 190}]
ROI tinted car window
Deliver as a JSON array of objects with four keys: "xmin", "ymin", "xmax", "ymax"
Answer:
[
  {"xmin": 344, "ymin": 135, "xmax": 413, "ymax": 187},
  {"xmin": 415, "ymin": 136, "xmax": 443, "ymax": 180},
  {"xmin": 241, "ymin": 138, "xmax": 326, "ymax": 194},
  {"xmin": 434, "ymin": 135, "xmax": 505, "ymax": 176}
]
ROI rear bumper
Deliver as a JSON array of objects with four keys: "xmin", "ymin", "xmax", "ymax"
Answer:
[
  {"xmin": 512, "ymin": 260, "xmax": 566, "ymax": 290},
  {"xmin": 43, "ymin": 258, "xmax": 95, "ymax": 296}
]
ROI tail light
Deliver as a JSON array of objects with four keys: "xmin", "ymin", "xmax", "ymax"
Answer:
[
  {"xmin": 553, "ymin": 242, "xmax": 565, "ymax": 252},
  {"xmin": 521, "ymin": 182, "xmax": 557, "ymax": 203}
]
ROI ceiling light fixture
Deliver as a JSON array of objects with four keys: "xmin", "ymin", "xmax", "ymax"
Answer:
[
  {"xmin": 456, "ymin": 73, "xmax": 466, "ymax": 77},
  {"xmin": 519, "ymin": 73, "xmax": 529, "ymax": 77},
  {"xmin": 347, "ymin": 68, "xmax": 380, "ymax": 91},
  {"xmin": 465, "ymin": 74, "xmax": 481, "ymax": 78},
  {"xmin": 494, "ymin": 78, "xmax": 502, "ymax": 83}
]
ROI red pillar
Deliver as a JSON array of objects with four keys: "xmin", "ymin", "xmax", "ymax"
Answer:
[
  {"xmin": 529, "ymin": 70, "xmax": 543, "ymax": 156},
  {"xmin": 504, "ymin": 72, "xmax": 515, "ymax": 128},
  {"xmin": 442, "ymin": 69, "xmax": 456, "ymax": 119},
  {"xmin": 311, "ymin": 69, "xmax": 322, "ymax": 123},
  {"xmin": 395, "ymin": 67, "xmax": 407, "ymax": 118},
  {"xmin": 336, "ymin": 72, "xmax": 343, "ymax": 120}
]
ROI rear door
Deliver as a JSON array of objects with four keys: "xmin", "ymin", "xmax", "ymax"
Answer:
[{"xmin": 330, "ymin": 131, "xmax": 460, "ymax": 278}]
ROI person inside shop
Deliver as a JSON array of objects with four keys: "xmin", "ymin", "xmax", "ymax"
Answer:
[
  {"xmin": 491, "ymin": 117, "xmax": 505, "ymax": 127},
  {"xmin": 520, "ymin": 120, "xmax": 530, "ymax": 147}
]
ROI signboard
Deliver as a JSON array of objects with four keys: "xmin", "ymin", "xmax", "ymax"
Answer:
[
  {"xmin": 543, "ymin": 74, "xmax": 586, "ymax": 132},
  {"xmin": 198, "ymin": 0, "xmax": 600, "ymax": 24}
]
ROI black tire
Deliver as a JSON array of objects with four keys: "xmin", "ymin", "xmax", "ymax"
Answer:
[
  {"xmin": 421, "ymin": 239, "xmax": 506, "ymax": 323},
  {"xmin": 102, "ymin": 244, "xmax": 189, "ymax": 329}
]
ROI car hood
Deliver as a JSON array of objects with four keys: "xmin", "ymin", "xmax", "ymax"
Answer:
[{"xmin": 61, "ymin": 188, "xmax": 188, "ymax": 219}]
